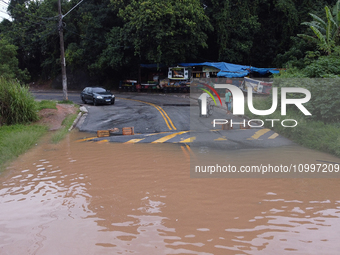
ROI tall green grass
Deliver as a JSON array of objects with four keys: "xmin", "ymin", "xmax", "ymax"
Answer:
[
  {"xmin": 245, "ymin": 96, "xmax": 340, "ymax": 157},
  {"xmin": 0, "ymin": 124, "xmax": 48, "ymax": 171},
  {"xmin": 0, "ymin": 77, "xmax": 38, "ymax": 125}
]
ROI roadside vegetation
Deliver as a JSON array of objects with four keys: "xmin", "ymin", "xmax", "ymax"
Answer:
[
  {"xmin": 36, "ymin": 100, "xmax": 57, "ymax": 110},
  {"xmin": 0, "ymin": 0, "xmax": 338, "ymax": 85},
  {"xmin": 0, "ymin": 124, "xmax": 48, "ymax": 171},
  {"xmin": 243, "ymin": 1, "xmax": 340, "ymax": 157},
  {"xmin": 245, "ymin": 96, "xmax": 340, "ymax": 157},
  {"xmin": 0, "ymin": 78, "xmax": 76, "ymax": 171},
  {"xmin": 58, "ymin": 99, "xmax": 74, "ymax": 104},
  {"xmin": 51, "ymin": 113, "xmax": 78, "ymax": 144},
  {"xmin": 0, "ymin": 77, "xmax": 38, "ymax": 125},
  {"xmin": 252, "ymin": 1, "xmax": 340, "ymax": 157},
  {"xmin": 0, "ymin": 78, "xmax": 46, "ymax": 170}
]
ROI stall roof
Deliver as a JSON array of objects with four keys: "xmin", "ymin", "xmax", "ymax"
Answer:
[{"xmin": 178, "ymin": 62, "xmax": 279, "ymax": 77}]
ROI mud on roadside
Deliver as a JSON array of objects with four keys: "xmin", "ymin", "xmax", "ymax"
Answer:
[{"xmin": 37, "ymin": 104, "xmax": 78, "ymax": 131}]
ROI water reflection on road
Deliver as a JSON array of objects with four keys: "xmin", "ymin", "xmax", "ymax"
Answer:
[{"xmin": 1, "ymin": 132, "xmax": 340, "ymax": 254}]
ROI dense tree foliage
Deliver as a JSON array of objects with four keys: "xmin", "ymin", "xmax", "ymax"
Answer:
[
  {"xmin": 0, "ymin": 39, "xmax": 29, "ymax": 81},
  {"xmin": 298, "ymin": 1, "xmax": 340, "ymax": 54},
  {"xmin": 114, "ymin": 0, "xmax": 212, "ymax": 65},
  {"xmin": 0, "ymin": 0, "xmax": 338, "ymax": 85}
]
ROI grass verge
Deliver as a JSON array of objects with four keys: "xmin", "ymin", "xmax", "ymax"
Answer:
[
  {"xmin": 245, "ymin": 97, "xmax": 340, "ymax": 157},
  {"xmin": 58, "ymin": 99, "xmax": 74, "ymax": 104},
  {"xmin": 36, "ymin": 100, "xmax": 57, "ymax": 111},
  {"xmin": 0, "ymin": 124, "xmax": 48, "ymax": 171},
  {"xmin": 51, "ymin": 113, "xmax": 78, "ymax": 144}
]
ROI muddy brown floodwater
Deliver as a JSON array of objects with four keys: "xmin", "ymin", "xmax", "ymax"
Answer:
[{"xmin": 1, "ymin": 131, "xmax": 340, "ymax": 254}]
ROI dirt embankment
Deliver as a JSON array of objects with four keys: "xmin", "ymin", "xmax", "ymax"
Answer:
[{"xmin": 37, "ymin": 104, "xmax": 78, "ymax": 131}]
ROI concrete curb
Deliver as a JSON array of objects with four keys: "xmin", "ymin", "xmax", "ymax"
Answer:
[
  {"xmin": 68, "ymin": 106, "xmax": 88, "ymax": 131},
  {"xmin": 68, "ymin": 112, "xmax": 82, "ymax": 131}
]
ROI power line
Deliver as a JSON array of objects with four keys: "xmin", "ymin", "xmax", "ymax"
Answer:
[
  {"xmin": 0, "ymin": 9, "xmax": 9, "ymax": 16},
  {"xmin": 63, "ymin": 0, "xmax": 84, "ymax": 18}
]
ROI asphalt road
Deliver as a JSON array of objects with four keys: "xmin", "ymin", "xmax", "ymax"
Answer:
[
  {"xmin": 78, "ymin": 94, "xmax": 191, "ymax": 134},
  {"xmin": 32, "ymin": 91, "xmax": 293, "ymax": 150}
]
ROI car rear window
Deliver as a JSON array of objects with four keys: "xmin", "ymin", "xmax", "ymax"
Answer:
[{"xmin": 92, "ymin": 88, "xmax": 106, "ymax": 93}]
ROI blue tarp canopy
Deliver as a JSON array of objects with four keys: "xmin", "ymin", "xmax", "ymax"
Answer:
[
  {"xmin": 178, "ymin": 62, "xmax": 279, "ymax": 78},
  {"xmin": 178, "ymin": 62, "xmax": 249, "ymax": 73},
  {"xmin": 140, "ymin": 62, "xmax": 280, "ymax": 77},
  {"xmin": 217, "ymin": 70, "xmax": 250, "ymax": 78},
  {"xmin": 250, "ymin": 67, "xmax": 280, "ymax": 75}
]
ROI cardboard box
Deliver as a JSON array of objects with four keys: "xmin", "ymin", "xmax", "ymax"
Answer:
[
  {"xmin": 122, "ymin": 127, "xmax": 134, "ymax": 135},
  {"xmin": 97, "ymin": 130, "xmax": 110, "ymax": 137}
]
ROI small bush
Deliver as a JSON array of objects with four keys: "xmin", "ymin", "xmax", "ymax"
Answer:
[{"xmin": 0, "ymin": 77, "xmax": 38, "ymax": 125}]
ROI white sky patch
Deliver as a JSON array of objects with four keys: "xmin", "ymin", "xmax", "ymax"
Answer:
[{"xmin": 0, "ymin": 0, "xmax": 12, "ymax": 21}]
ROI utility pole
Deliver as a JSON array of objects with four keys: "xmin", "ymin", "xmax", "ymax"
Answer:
[{"xmin": 58, "ymin": 0, "xmax": 68, "ymax": 101}]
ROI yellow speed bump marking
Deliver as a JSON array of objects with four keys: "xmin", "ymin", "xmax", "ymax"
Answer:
[
  {"xmin": 145, "ymin": 132, "xmax": 170, "ymax": 136},
  {"xmin": 248, "ymin": 129, "xmax": 271, "ymax": 140},
  {"xmin": 119, "ymin": 98, "xmax": 176, "ymax": 131},
  {"xmin": 152, "ymin": 131, "xmax": 189, "ymax": 143},
  {"xmin": 76, "ymin": 137, "xmax": 97, "ymax": 142},
  {"xmin": 214, "ymin": 136, "xmax": 227, "ymax": 141},
  {"xmin": 97, "ymin": 139, "xmax": 108, "ymax": 143},
  {"xmin": 179, "ymin": 137, "xmax": 196, "ymax": 143},
  {"xmin": 181, "ymin": 146, "xmax": 190, "ymax": 160},
  {"xmin": 268, "ymin": 133, "xmax": 279, "ymax": 139},
  {"xmin": 124, "ymin": 138, "xmax": 145, "ymax": 144},
  {"xmin": 186, "ymin": 144, "xmax": 196, "ymax": 158}
]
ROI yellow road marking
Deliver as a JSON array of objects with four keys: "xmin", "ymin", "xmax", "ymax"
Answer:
[
  {"xmin": 124, "ymin": 138, "xmax": 145, "ymax": 144},
  {"xmin": 249, "ymin": 129, "xmax": 271, "ymax": 140},
  {"xmin": 179, "ymin": 137, "xmax": 196, "ymax": 143},
  {"xmin": 181, "ymin": 146, "xmax": 190, "ymax": 160},
  {"xmin": 153, "ymin": 104, "xmax": 176, "ymax": 130},
  {"xmin": 268, "ymin": 133, "xmax": 279, "ymax": 139},
  {"xmin": 214, "ymin": 136, "xmax": 227, "ymax": 141},
  {"xmin": 76, "ymin": 137, "xmax": 97, "ymax": 142},
  {"xmin": 152, "ymin": 131, "xmax": 189, "ymax": 143},
  {"xmin": 97, "ymin": 139, "xmax": 108, "ymax": 143},
  {"xmin": 119, "ymin": 98, "xmax": 176, "ymax": 131},
  {"xmin": 145, "ymin": 132, "xmax": 170, "ymax": 136},
  {"xmin": 186, "ymin": 144, "xmax": 196, "ymax": 158}
]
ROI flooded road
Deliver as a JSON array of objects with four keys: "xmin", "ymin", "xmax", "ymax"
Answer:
[{"xmin": 1, "ymin": 131, "xmax": 340, "ymax": 254}]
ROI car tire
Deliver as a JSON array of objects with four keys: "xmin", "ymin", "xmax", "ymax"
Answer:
[
  {"xmin": 111, "ymin": 99, "xmax": 115, "ymax": 105},
  {"xmin": 93, "ymin": 99, "xmax": 97, "ymax": 106},
  {"xmin": 81, "ymin": 96, "xmax": 86, "ymax": 104}
]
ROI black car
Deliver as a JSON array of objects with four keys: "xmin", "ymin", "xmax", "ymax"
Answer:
[{"xmin": 80, "ymin": 87, "xmax": 115, "ymax": 105}]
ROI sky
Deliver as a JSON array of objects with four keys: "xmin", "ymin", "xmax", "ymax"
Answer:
[{"xmin": 0, "ymin": 0, "xmax": 11, "ymax": 21}]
